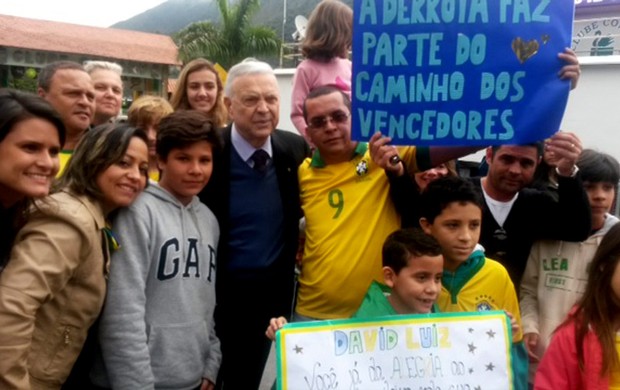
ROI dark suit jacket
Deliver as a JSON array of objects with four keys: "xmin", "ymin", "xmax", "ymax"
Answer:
[{"xmin": 199, "ymin": 126, "xmax": 310, "ymax": 313}]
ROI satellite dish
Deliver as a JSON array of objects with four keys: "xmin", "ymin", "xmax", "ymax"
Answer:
[{"xmin": 292, "ymin": 15, "xmax": 308, "ymax": 42}]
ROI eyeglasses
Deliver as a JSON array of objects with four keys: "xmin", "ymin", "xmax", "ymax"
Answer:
[{"xmin": 307, "ymin": 110, "xmax": 350, "ymax": 129}]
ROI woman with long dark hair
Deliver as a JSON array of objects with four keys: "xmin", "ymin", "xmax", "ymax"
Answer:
[
  {"xmin": 0, "ymin": 123, "xmax": 149, "ymax": 389},
  {"xmin": 0, "ymin": 88, "xmax": 65, "ymax": 269}
]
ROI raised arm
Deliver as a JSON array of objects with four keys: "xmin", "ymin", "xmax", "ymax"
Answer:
[
  {"xmin": 369, "ymin": 132, "xmax": 423, "ymax": 227},
  {"xmin": 538, "ymin": 132, "xmax": 591, "ymax": 241}
]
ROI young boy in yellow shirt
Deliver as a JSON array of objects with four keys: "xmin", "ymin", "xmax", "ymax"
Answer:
[{"xmin": 419, "ymin": 176, "xmax": 527, "ymax": 390}]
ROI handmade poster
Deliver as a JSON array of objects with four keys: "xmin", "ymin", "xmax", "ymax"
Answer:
[
  {"xmin": 351, "ymin": 0, "xmax": 575, "ymax": 146},
  {"xmin": 275, "ymin": 311, "xmax": 513, "ymax": 390}
]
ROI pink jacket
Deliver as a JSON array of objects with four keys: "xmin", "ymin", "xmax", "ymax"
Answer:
[
  {"xmin": 290, "ymin": 57, "xmax": 351, "ymax": 138},
  {"xmin": 535, "ymin": 320, "xmax": 609, "ymax": 389}
]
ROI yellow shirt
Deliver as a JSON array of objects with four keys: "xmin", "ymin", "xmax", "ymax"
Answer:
[
  {"xmin": 148, "ymin": 170, "xmax": 160, "ymax": 182},
  {"xmin": 438, "ymin": 256, "xmax": 523, "ymax": 342},
  {"xmin": 56, "ymin": 150, "xmax": 73, "ymax": 178},
  {"xmin": 296, "ymin": 143, "xmax": 417, "ymax": 319},
  {"xmin": 609, "ymin": 333, "xmax": 620, "ymax": 388}
]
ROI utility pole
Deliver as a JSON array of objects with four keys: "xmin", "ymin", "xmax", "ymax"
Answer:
[{"xmin": 280, "ymin": 0, "xmax": 287, "ymax": 68}]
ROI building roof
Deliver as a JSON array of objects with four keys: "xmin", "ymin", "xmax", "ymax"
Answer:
[{"xmin": 0, "ymin": 14, "xmax": 180, "ymax": 66}]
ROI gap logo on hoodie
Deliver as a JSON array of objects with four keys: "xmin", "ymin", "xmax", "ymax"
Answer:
[{"xmin": 157, "ymin": 238, "xmax": 216, "ymax": 282}]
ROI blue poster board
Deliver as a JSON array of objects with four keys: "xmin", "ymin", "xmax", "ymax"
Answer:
[{"xmin": 352, "ymin": 0, "xmax": 575, "ymax": 146}]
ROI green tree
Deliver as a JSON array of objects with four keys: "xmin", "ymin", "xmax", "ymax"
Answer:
[
  {"xmin": 8, "ymin": 68, "xmax": 38, "ymax": 93},
  {"xmin": 174, "ymin": 0, "xmax": 280, "ymax": 69}
]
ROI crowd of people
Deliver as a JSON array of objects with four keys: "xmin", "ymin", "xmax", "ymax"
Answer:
[{"xmin": 0, "ymin": 1, "xmax": 618, "ymax": 390}]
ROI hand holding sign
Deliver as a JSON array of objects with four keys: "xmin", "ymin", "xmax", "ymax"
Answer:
[
  {"xmin": 544, "ymin": 131, "xmax": 582, "ymax": 176},
  {"xmin": 557, "ymin": 48, "xmax": 581, "ymax": 89},
  {"xmin": 368, "ymin": 132, "xmax": 403, "ymax": 176},
  {"xmin": 266, "ymin": 316, "xmax": 288, "ymax": 341},
  {"xmin": 275, "ymin": 311, "xmax": 515, "ymax": 390}
]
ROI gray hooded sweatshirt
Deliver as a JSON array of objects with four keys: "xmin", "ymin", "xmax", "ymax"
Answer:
[{"xmin": 92, "ymin": 183, "xmax": 221, "ymax": 390}]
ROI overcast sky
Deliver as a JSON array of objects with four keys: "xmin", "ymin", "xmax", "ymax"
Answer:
[{"xmin": 2, "ymin": 0, "xmax": 168, "ymax": 28}]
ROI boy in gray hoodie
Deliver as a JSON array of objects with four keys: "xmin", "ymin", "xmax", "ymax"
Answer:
[
  {"xmin": 92, "ymin": 110, "xmax": 221, "ymax": 389},
  {"xmin": 520, "ymin": 149, "xmax": 620, "ymax": 386}
]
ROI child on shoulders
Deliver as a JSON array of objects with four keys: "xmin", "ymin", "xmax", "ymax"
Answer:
[{"xmin": 290, "ymin": 0, "xmax": 352, "ymax": 139}]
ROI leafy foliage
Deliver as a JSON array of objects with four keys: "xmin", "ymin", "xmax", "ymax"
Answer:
[
  {"xmin": 8, "ymin": 68, "xmax": 38, "ymax": 93},
  {"xmin": 174, "ymin": 0, "xmax": 280, "ymax": 69},
  {"xmin": 8, "ymin": 77, "xmax": 38, "ymax": 93}
]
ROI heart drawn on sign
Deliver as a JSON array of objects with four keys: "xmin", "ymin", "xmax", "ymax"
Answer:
[{"xmin": 511, "ymin": 38, "xmax": 540, "ymax": 64}]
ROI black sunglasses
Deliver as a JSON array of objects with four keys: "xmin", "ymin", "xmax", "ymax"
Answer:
[{"xmin": 307, "ymin": 110, "xmax": 350, "ymax": 129}]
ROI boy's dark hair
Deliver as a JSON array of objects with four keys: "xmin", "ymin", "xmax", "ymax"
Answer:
[
  {"xmin": 156, "ymin": 110, "xmax": 221, "ymax": 160},
  {"xmin": 382, "ymin": 228, "xmax": 442, "ymax": 274},
  {"xmin": 578, "ymin": 149, "xmax": 620, "ymax": 184},
  {"xmin": 420, "ymin": 176, "xmax": 483, "ymax": 223}
]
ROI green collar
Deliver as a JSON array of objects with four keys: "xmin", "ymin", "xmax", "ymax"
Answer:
[
  {"xmin": 442, "ymin": 250, "xmax": 486, "ymax": 304},
  {"xmin": 309, "ymin": 142, "xmax": 367, "ymax": 168}
]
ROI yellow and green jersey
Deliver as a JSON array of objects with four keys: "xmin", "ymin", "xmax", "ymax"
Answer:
[
  {"xmin": 438, "ymin": 251, "xmax": 528, "ymax": 390},
  {"xmin": 56, "ymin": 150, "xmax": 73, "ymax": 178},
  {"xmin": 438, "ymin": 252, "xmax": 523, "ymax": 341},
  {"xmin": 295, "ymin": 143, "xmax": 417, "ymax": 319}
]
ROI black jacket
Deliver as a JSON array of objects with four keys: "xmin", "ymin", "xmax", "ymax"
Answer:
[{"xmin": 388, "ymin": 172, "xmax": 591, "ymax": 287}]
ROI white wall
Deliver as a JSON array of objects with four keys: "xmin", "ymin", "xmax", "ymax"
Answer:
[
  {"xmin": 274, "ymin": 68, "xmax": 298, "ymax": 134},
  {"xmin": 275, "ymin": 57, "xmax": 620, "ymax": 162},
  {"xmin": 561, "ymin": 57, "xmax": 620, "ymax": 160}
]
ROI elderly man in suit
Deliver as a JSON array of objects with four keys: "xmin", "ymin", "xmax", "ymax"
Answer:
[{"xmin": 199, "ymin": 59, "xmax": 309, "ymax": 389}]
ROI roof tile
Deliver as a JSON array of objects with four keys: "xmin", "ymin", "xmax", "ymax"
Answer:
[{"xmin": 0, "ymin": 14, "xmax": 180, "ymax": 65}]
